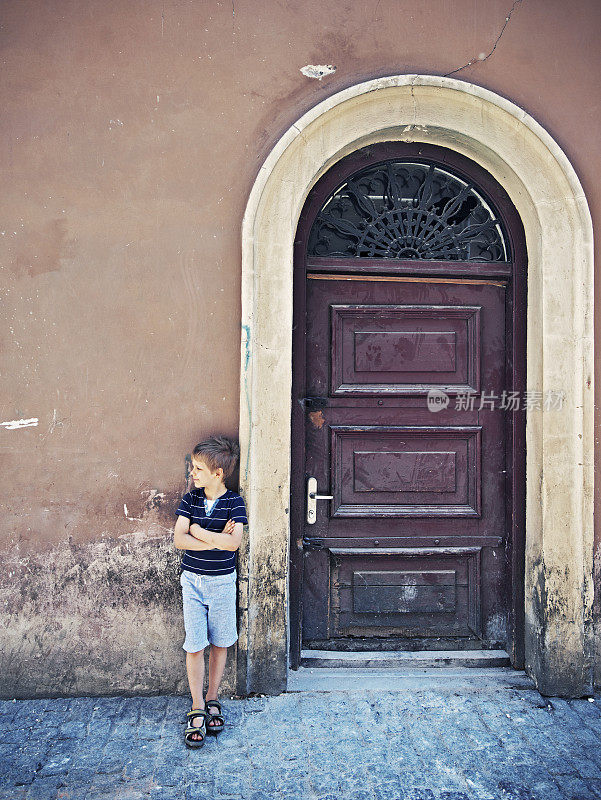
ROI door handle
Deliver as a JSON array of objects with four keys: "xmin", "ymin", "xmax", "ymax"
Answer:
[{"xmin": 307, "ymin": 476, "xmax": 333, "ymax": 524}]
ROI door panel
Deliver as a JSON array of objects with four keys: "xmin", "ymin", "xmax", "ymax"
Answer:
[
  {"xmin": 331, "ymin": 303, "xmax": 481, "ymax": 395},
  {"xmin": 331, "ymin": 425, "xmax": 481, "ymax": 517},
  {"xmin": 331, "ymin": 548, "xmax": 482, "ymax": 638},
  {"xmin": 301, "ymin": 275, "xmax": 508, "ymax": 649}
]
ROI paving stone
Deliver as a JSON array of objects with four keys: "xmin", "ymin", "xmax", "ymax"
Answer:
[
  {"xmin": 37, "ymin": 755, "xmax": 75, "ymax": 779},
  {"xmin": 88, "ymin": 698, "xmax": 123, "ymax": 719},
  {"xmin": 527, "ymin": 781, "xmax": 568, "ymax": 800},
  {"xmin": 65, "ymin": 697, "xmax": 97, "ymax": 715},
  {"xmin": 152, "ymin": 758, "xmax": 189, "ymax": 787},
  {"xmin": 24, "ymin": 774, "xmax": 66, "ymax": 798},
  {"xmin": 1, "ymin": 764, "xmax": 37, "ymax": 787},
  {"xmin": 97, "ymin": 740, "xmax": 133, "ymax": 775},
  {"xmin": 568, "ymin": 698, "xmax": 601, "ymax": 722},
  {"xmin": 0, "ymin": 702, "xmax": 20, "ymax": 725},
  {"xmin": 150, "ymin": 787, "xmax": 186, "ymax": 800},
  {"xmin": 137, "ymin": 696, "xmax": 169, "ymax": 723},
  {"xmin": 585, "ymin": 779, "xmax": 601, "ymax": 799},
  {"xmin": 56, "ymin": 720, "xmax": 89, "ymax": 740},
  {"xmin": 0, "ymin": 790, "xmax": 28, "ymax": 800},
  {"xmin": 244, "ymin": 697, "xmax": 267, "ymax": 714},
  {"xmin": 434, "ymin": 793, "xmax": 472, "ymax": 800},
  {"xmin": 58, "ymin": 767, "xmax": 99, "ymax": 789},
  {"xmin": 62, "ymin": 745, "xmax": 104, "ymax": 773},
  {"xmin": 495, "ymin": 779, "xmax": 540, "ymax": 799},
  {"xmin": 119, "ymin": 751, "xmax": 159, "ymax": 782},
  {"xmin": 552, "ymin": 773, "xmax": 596, "ymax": 800}
]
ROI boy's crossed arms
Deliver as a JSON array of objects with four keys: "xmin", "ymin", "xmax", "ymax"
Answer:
[{"xmin": 173, "ymin": 516, "xmax": 243, "ymax": 552}]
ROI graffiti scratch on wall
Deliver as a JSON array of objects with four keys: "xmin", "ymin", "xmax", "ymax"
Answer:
[{"xmin": 1, "ymin": 418, "xmax": 38, "ymax": 430}]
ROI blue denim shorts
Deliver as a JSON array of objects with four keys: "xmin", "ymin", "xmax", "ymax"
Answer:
[{"xmin": 180, "ymin": 569, "xmax": 238, "ymax": 652}]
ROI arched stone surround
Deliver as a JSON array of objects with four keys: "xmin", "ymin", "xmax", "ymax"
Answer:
[{"xmin": 238, "ymin": 75, "xmax": 594, "ymax": 697}]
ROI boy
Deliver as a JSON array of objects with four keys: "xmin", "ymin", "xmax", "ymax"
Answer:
[{"xmin": 173, "ymin": 435, "xmax": 247, "ymax": 748}]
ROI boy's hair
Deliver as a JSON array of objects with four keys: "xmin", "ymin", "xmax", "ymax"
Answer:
[{"xmin": 192, "ymin": 435, "xmax": 240, "ymax": 479}]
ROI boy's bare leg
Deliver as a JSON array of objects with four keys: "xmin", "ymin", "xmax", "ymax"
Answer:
[
  {"xmin": 206, "ymin": 645, "xmax": 228, "ymax": 727},
  {"xmin": 186, "ymin": 649, "xmax": 206, "ymax": 740}
]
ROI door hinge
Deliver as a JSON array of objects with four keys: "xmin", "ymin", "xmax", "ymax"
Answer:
[
  {"xmin": 302, "ymin": 536, "xmax": 324, "ymax": 550},
  {"xmin": 303, "ymin": 396, "xmax": 328, "ymax": 410}
]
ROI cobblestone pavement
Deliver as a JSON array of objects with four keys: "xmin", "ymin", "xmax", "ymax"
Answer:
[{"xmin": 1, "ymin": 687, "xmax": 601, "ymax": 800}]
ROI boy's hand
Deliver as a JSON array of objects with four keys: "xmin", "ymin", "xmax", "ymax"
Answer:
[
  {"xmin": 189, "ymin": 523, "xmax": 207, "ymax": 540},
  {"xmin": 223, "ymin": 519, "xmax": 236, "ymax": 535}
]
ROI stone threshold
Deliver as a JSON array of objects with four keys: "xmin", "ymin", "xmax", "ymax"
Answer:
[
  {"xmin": 287, "ymin": 665, "xmax": 535, "ymax": 692},
  {"xmin": 301, "ymin": 648, "xmax": 511, "ymax": 669}
]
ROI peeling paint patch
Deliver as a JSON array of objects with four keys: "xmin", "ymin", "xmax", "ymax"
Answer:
[
  {"xmin": 1, "ymin": 417, "xmax": 38, "ymax": 429},
  {"xmin": 124, "ymin": 503, "xmax": 142, "ymax": 521},
  {"xmin": 142, "ymin": 489, "xmax": 166, "ymax": 510},
  {"xmin": 403, "ymin": 124, "xmax": 429, "ymax": 134},
  {"xmin": 300, "ymin": 64, "xmax": 336, "ymax": 80},
  {"xmin": 308, "ymin": 410, "xmax": 325, "ymax": 429}
]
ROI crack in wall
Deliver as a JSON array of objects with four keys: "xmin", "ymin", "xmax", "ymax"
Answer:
[{"xmin": 444, "ymin": 0, "xmax": 523, "ymax": 78}]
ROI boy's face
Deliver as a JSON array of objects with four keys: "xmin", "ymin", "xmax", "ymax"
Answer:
[{"xmin": 190, "ymin": 457, "xmax": 223, "ymax": 488}]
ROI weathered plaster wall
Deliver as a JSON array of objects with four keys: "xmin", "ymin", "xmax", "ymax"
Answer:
[{"xmin": 1, "ymin": 0, "xmax": 600, "ymax": 696}]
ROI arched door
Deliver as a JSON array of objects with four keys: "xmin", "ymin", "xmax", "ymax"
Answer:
[{"xmin": 290, "ymin": 142, "xmax": 526, "ymax": 667}]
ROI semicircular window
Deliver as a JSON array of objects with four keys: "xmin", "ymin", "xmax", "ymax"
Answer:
[{"xmin": 308, "ymin": 161, "xmax": 509, "ymax": 262}]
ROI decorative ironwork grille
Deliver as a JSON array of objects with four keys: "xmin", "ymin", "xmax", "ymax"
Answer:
[{"xmin": 308, "ymin": 161, "xmax": 509, "ymax": 262}]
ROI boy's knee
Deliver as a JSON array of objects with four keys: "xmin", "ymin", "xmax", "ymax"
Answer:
[{"xmin": 187, "ymin": 648, "xmax": 205, "ymax": 656}]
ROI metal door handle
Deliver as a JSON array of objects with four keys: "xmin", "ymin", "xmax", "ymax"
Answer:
[{"xmin": 307, "ymin": 477, "xmax": 333, "ymax": 524}]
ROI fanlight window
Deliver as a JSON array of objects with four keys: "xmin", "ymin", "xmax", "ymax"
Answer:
[{"xmin": 308, "ymin": 161, "xmax": 509, "ymax": 262}]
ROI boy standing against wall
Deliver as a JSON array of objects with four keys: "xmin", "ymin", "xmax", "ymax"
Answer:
[{"xmin": 173, "ymin": 435, "xmax": 247, "ymax": 747}]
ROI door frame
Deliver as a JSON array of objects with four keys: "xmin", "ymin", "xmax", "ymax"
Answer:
[
  {"xmin": 289, "ymin": 141, "xmax": 527, "ymax": 668},
  {"xmin": 238, "ymin": 75, "xmax": 594, "ymax": 697}
]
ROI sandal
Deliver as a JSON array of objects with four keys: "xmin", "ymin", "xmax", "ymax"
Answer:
[
  {"xmin": 184, "ymin": 708, "xmax": 209, "ymax": 748},
  {"xmin": 205, "ymin": 698, "xmax": 225, "ymax": 733}
]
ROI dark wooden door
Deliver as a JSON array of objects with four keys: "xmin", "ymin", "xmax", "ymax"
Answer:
[
  {"xmin": 300, "ymin": 274, "xmax": 508, "ymax": 650},
  {"xmin": 289, "ymin": 143, "xmax": 526, "ymax": 664}
]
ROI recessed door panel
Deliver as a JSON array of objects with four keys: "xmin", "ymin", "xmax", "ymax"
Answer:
[
  {"xmin": 331, "ymin": 425, "xmax": 481, "ymax": 517},
  {"xmin": 330, "ymin": 549, "xmax": 482, "ymax": 638},
  {"xmin": 332, "ymin": 304, "xmax": 481, "ymax": 394}
]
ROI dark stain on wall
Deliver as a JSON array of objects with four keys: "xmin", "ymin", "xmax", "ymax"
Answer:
[
  {"xmin": 594, "ymin": 544, "xmax": 601, "ymax": 688},
  {"xmin": 247, "ymin": 548, "xmax": 288, "ymax": 696},
  {"xmin": 529, "ymin": 557, "xmax": 594, "ymax": 697}
]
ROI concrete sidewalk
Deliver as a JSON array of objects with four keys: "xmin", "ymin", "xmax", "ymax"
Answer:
[{"xmin": 1, "ymin": 682, "xmax": 600, "ymax": 800}]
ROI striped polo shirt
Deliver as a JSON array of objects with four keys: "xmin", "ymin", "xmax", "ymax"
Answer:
[{"xmin": 176, "ymin": 488, "xmax": 248, "ymax": 575}]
